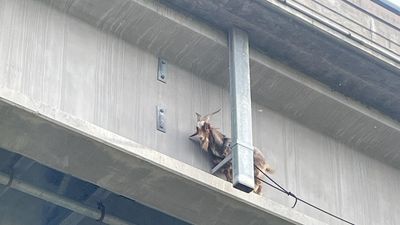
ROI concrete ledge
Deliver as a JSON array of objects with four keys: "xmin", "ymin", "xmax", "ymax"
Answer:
[
  {"xmin": 0, "ymin": 88, "xmax": 327, "ymax": 224},
  {"xmin": 258, "ymin": 0, "xmax": 400, "ymax": 67}
]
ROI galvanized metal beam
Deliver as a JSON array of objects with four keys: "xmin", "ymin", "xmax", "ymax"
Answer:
[{"xmin": 228, "ymin": 27, "xmax": 254, "ymax": 193}]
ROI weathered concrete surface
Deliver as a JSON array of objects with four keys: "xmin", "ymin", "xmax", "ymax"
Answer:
[
  {"xmin": 0, "ymin": 88, "xmax": 326, "ymax": 225},
  {"xmin": 0, "ymin": 189, "xmax": 47, "ymax": 225},
  {"xmin": 162, "ymin": 0, "xmax": 400, "ymax": 123},
  {"xmin": 286, "ymin": 0, "xmax": 400, "ymax": 54},
  {"xmin": 344, "ymin": 0, "xmax": 399, "ymax": 30},
  {"xmin": 1, "ymin": 0, "xmax": 400, "ymax": 225},
  {"xmin": 2, "ymin": 0, "xmax": 400, "ymax": 170}
]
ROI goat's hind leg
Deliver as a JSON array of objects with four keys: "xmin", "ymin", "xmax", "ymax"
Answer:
[
  {"xmin": 254, "ymin": 180, "xmax": 262, "ymax": 194},
  {"xmin": 223, "ymin": 168, "xmax": 233, "ymax": 182}
]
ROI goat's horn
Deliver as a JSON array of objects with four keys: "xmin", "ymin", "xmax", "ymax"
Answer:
[
  {"xmin": 209, "ymin": 109, "xmax": 221, "ymax": 116},
  {"xmin": 189, "ymin": 132, "xmax": 198, "ymax": 137}
]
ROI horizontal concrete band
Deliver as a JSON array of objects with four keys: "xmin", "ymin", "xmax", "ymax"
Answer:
[{"xmin": 0, "ymin": 88, "xmax": 328, "ymax": 225}]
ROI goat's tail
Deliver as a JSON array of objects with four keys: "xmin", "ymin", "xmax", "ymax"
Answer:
[{"xmin": 254, "ymin": 147, "xmax": 274, "ymax": 174}]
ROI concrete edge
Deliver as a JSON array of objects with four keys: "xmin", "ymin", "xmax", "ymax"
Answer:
[
  {"xmin": 256, "ymin": 0, "xmax": 400, "ymax": 70},
  {"xmin": 249, "ymin": 49, "xmax": 400, "ymax": 134},
  {"xmin": 134, "ymin": 0, "xmax": 227, "ymax": 46}
]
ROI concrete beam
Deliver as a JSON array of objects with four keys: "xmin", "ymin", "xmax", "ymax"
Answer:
[
  {"xmin": 0, "ymin": 88, "xmax": 326, "ymax": 225},
  {"xmin": 0, "ymin": 157, "xmax": 35, "ymax": 197},
  {"xmin": 46, "ymin": 175, "xmax": 72, "ymax": 225},
  {"xmin": 0, "ymin": 170, "xmax": 134, "ymax": 225},
  {"xmin": 59, "ymin": 189, "xmax": 110, "ymax": 225}
]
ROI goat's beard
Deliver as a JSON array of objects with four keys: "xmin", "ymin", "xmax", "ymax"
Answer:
[{"xmin": 200, "ymin": 139, "xmax": 209, "ymax": 152}]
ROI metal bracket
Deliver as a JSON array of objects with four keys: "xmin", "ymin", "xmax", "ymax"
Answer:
[
  {"xmin": 156, "ymin": 106, "xmax": 166, "ymax": 133},
  {"xmin": 157, "ymin": 58, "xmax": 167, "ymax": 83},
  {"xmin": 211, "ymin": 154, "xmax": 232, "ymax": 174}
]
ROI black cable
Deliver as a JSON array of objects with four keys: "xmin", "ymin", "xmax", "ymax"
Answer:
[
  {"xmin": 255, "ymin": 166, "xmax": 355, "ymax": 225},
  {"xmin": 209, "ymin": 152, "xmax": 356, "ymax": 224}
]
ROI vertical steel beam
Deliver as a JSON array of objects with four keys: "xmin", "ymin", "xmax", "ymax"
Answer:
[{"xmin": 229, "ymin": 27, "xmax": 254, "ymax": 192}]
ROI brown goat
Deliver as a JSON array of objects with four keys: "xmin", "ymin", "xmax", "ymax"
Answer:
[{"xmin": 190, "ymin": 110, "xmax": 272, "ymax": 194}]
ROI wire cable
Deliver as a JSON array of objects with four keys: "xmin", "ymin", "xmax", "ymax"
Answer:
[{"xmin": 255, "ymin": 166, "xmax": 355, "ymax": 225}]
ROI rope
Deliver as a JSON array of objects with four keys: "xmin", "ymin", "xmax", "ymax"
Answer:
[{"xmin": 255, "ymin": 166, "xmax": 355, "ymax": 225}]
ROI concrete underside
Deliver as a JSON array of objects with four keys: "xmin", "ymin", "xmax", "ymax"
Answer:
[
  {"xmin": 0, "ymin": 149, "xmax": 189, "ymax": 225},
  {"xmin": 0, "ymin": 89, "xmax": 325, "ymax": 225}
]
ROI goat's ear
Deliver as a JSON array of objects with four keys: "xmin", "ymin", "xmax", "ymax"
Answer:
[
  {"xmin": 196, "ymin": 113, "xmax": 202, "ymax": 121},
  {"xmin": 189, "ymin": 127, "xmax": 199, "ymax": 138}
]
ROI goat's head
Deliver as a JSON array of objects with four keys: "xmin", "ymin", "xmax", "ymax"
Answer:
[{"xmin": 189, "ymin": 109, "xmax": 221, "ymax": 151}]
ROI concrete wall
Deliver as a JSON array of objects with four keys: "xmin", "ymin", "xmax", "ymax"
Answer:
[{"xmin": 1, "ymin": 0, "xmax": 400, "ymax": 224}]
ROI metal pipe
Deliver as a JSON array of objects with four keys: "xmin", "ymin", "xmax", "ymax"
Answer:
[
  {"xmin": 228, "ymin": 27, "xmax": 254, "ymax": 193},
  {"xmin": 0, "ymin": 171, "xmax": 135, "ymax": 225},
  {"xmin": 211, "ymin": 154, "xmax": 232, "ymax": 175}
]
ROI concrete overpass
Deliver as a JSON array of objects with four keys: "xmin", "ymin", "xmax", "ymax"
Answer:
[{"xmin": 0, "ymin": 0, "xmax": 399, "ymax": 224}]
